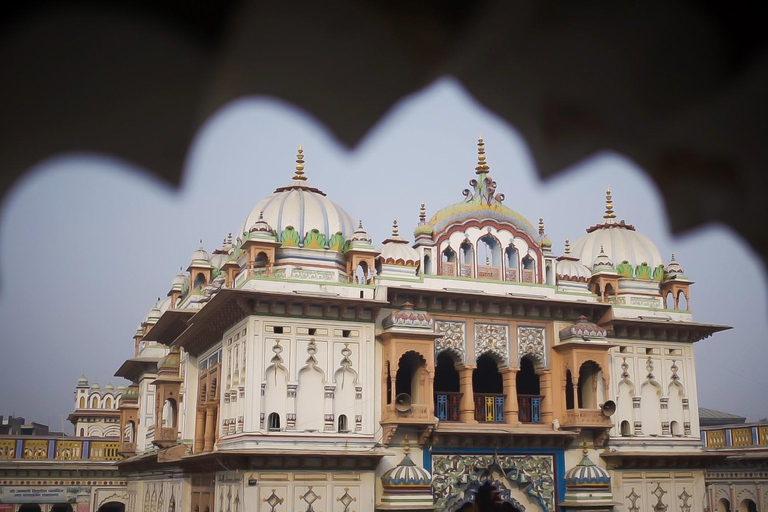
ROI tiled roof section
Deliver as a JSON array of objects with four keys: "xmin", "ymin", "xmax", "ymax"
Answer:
[{"xmin": 699, "ymin": 407, "xmax": 747, "ymax": 426}]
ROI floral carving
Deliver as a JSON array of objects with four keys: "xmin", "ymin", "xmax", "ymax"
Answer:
[
  {"xmin": 474, "ymin": 324, "xmax": 509, "ymax": 365},
  {"xmin": 431, "ymin": 454, "xmax": 555, "ymax": 511},
  {"xmin": 435, "ymin": 321, "xmax": 466, "ymax": 362},
  {"xmin": 517, "ymin": 326, "xmax": 546, "ymax": 366}
]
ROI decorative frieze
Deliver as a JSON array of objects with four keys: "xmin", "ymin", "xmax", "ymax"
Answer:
[
  {"xmin": 435, "ymin": 321, "xmax": 466, "ymax": 361},
  {"xmin": 517, "ymin": 326, "xmax": 546, "ymax": 366},
  {"xmin": 474, "ymin": 323, "xmax": 509, "ymax": 364}
]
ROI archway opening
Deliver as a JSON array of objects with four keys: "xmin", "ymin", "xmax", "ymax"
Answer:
[
  {"xmin": 434, "ymin": 352, "xmax": 461, "ymax": 421},
  {"xmin": 478, "ymin": 234, "xmax": 501, "ymax": 279},
  {"xmin": 517, "ymin": 356, "xmax": 541, "ymax": 423},
  {"xmin": 473, "ymin": 354, "xmax": 503, "ymax": 422},
  {"xmin": 19, "ymin": 505, "xmax": 42, "ymax": 512},
  {"xmin": 98, "ymin": 503, "xmax": 126, "ymax": 512},
  {"xmin": 194, "ymin": 272, "xmax": 206, "ymax": 290},
  {"xmin": 738, "ymin": 499, "xmax": 757, "ymax": 512},
  {"xmin": 505, "ymin": 245, "xmax": 519, "ymax": 281},
  {"xmin": 716, "ymin": 498, "xmax": 732, "ymax": 512},
  {"xmin": 254, "ymin": 251, "xmax": 268, "ymax": 269},
  {"xmin": 442, "ymin": 246, "xmax": 457, "ymax": 275},
  {"xmin": 163, "ymin": 398, "xmax": 177, "ymax": 428},
  {"xmin": 457, "ymin": 482, "xmax": 522, "ymax": 512},
  {"xmin": 50, "ymin": 505, "xmax": 73, "ymax": 512},
  {"xmin": 565, "ymin": 369, "xmax": 575, "ymax": 410},
  {"xmin": 677, "ymin": 290, "xmax": 689, "ymax": 310},
  {"xmin": 423, "ymin": 253, "xmax": 432, "ymax": 275},
  {"xmin": 578, "ymin": 361, "xmax": 603, "ymax": 409},
  {"xmin": 396, "ymin": 351, "xmax": 426, "ymax": 403},
  {"xmin": 355, "ymin": 261, "xmax": 369, "ymax": 284},
  {"xmin": 521, "ymin": 255, "xmax": 535, "ymax": 283},
  {"xmin": 459, "ymin": 240, "xmax": 474, "ymax": 277}
]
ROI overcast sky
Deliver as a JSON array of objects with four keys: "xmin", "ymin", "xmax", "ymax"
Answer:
[{"xmin": 1, "ymin": 78, "xmax": 766, "ymax": 433}]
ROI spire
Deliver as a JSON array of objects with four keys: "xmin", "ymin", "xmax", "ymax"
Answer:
[
  {"xmin": 564, "ymin": 238, "xmax": 571, "ymax": 255},
  {"xmin": 402, "ymin": 434, "xmax": 410, "ymax": 454},
  {"xmin": 391, "ymin": 218, "xmax": 399, "ymax": 237},
  {"xmin": 292, "ymin": 145, "xmax": 307, "ymax": 181},
  {"xmin": 538, "ymin": 217, "xmax": 545, "ymax": 236},
  {"xmin": 604, "ymin": 187, "xmax": 616, "ymax": 220},
  {"xmin": 671, "ymin": 252, "xmax": 676, "ymax": 261},
  {"xmin": 475, "ymin": 135, "xmax": 490, "ymax": 174},
  {"xmin": 419, "ymin": 202, "xmax": 426, "ymax": 224}
]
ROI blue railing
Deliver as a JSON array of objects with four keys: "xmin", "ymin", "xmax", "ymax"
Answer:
[
  {"xmin": 474, "ymin": 394, "xmax": 505, "ymax": 423},
  {"xmin": 518, "ymin": 395, "xmax": 542, "ymax": 423},
  {"xmin": 435, "ymin": 392, "xmax": 462, "ymax": 421}
]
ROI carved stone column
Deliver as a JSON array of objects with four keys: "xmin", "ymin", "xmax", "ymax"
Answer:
[
  {"xmin": 194, "ymin": 408, "xmax": 205, "ymax": 453},
  {"xmin": 537, "ymin": 369, "xmax": 554, "ymax": 425},
  {"xmin": 501, "ymin": 367, "xmax": 520, "ymax": 426},
  {"xmin": 459, "ymin": 366, "xmax": 477, "ymax": 423},
  {"xmin": 203, "ymin": 406, "xmax": 216, "ymax": 452}
]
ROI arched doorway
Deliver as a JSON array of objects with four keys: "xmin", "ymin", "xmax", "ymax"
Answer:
[
  {"xmin": 434, "ymin": 351, "xmax": 461, "ymax": 421},
  {"xmin": 473, "ymin": 354, "xmax": 504, "ymax": 423},
  {"xmin": 50, "ymin": 506, "xmax": 73, "ymax": 512},
  {"xmin": 19, "ymin": 506, "xmax": 42, "ymax": 512},
  {"xmin": 98, "ymin": 502, "xmax": 126, "ymax": 512},
  {"xmin": 456, "ymin": 481, "xmax": 523, "ymax": 512},
  {"xmin": 517, "ymin": 356, "xmax": 541, "ymax": 423}
]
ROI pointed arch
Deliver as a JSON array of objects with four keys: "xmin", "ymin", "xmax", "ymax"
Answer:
[{"xmin": 297, "ymin": 342, "xmax": 325, "ymax": 432}]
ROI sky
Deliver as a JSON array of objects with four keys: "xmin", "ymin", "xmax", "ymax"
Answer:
[{"xmin": 1, "ymin": 77, "xmax": 766, "ymax": 433}]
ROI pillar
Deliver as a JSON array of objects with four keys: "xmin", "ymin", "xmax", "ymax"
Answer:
[
  {"xmin": 660, "ymin": 397, "xmax": 670, "ymax": 435},
  {"xmin": 632, "ymin": 396, "xmax": 642, "ymax": 435},
  {"xmin": 194, "ymin": 408, "xmax": 205, "ymax": 453},
  {"xmin": 538, "ymin": 369, "xmax": 554, "ymax": 425},
  {"xmin": 203, "ymin": 406, "xmax": 216, "ymax": 452},
  {"xmin": 502, "ymin": 368, "xmax": 520, "ymax": 426},
  {"xmin": 459, "ymin": 366, "xmax": 477, "ymax": 423}
]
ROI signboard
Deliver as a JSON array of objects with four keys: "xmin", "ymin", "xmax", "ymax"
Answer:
[{"xmin": 0, "ymin": 487, "xmax": 77, "ymax": 503}]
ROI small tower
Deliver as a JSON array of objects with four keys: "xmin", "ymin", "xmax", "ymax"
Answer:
[
  {"xmin": 241, "ymin": 211, "xmax": 279, "ymax": 277},
  {"xmin": 168, "ymin": 268, "xmax": 186, "ymax": 309},
  {"xmin": 187, "ymin": 242, "xmax": 213, "ymax": 293},
  {"xmin": 153, "ymin": 347, "xmax": 183, "ymax": 448},
  {"xmin": 75, "ymin": 376, "xmax": 89, "ymax": 411},
  {"xmin": 379, "ymin": 435, "xmax": 434, "ymax": 509},
  {"xmin": 560, "ymin": 444, "xmax": 617, "ymax": 511},
  {"xmin": 118, "ymin": 384, "xmax": 140, "ymax": 456},
  {"xmin": 589, "ymin": 246, "xmax": 619, "ymax": 303},
  {"xmin": 344, "ymin": 220, "xmax": 379, "ymax": 284},
  {"xmin": 378, "ymin": 219, "xmax": 420, "ymax": 280},
  {"xmin": 660, "ymin": 253, "xmax": 693, "ymax": 311},
  {"xmin": 412, "ymin": 202, "xmax": 436, "ymax": 276}
]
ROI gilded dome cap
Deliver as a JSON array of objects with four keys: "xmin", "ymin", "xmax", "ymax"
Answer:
[
  {"xmin": 381, "ymin": 436, "xmax": 432, "ymax": 489},
  {"xmin": 572, "ymin": 188, "xmax": 663, "ymax": 271},
  {"xmin": 379, "ymin": 219, "xmax": 420, "ymax": 266},
  {"xmin": 240, "ymin": 146, "xmax": 355, "ymax": 251}
]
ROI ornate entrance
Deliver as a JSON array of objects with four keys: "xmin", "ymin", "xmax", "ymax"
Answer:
[{"xmin": 456, "ymin": 481, "xmax": 524, "ymax": 511}]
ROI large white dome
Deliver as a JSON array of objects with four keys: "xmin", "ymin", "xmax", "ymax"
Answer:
[
  {"xmin": 240, "ymin": 147, "xmax": 355, "ymax": 251},
  {"xmin": 571, "ymin": 189, "xmax": 663, "ymax": 270}
]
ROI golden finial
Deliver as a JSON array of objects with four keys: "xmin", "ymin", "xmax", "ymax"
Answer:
[
  {"xmin": 403, "ymin": 434, "xmax": 410, "ymax": 454},
  {"xmin": 565, "ymin": 238, "xmax": 571, "ymax": 255},
  {"xmin": 392, "ymin": 218, "xmax": 399, "ymax": 237},
  {"xmin": 538, "ymin": 217, "xmax": 545, "ymax": 236},
  {"xmin": 292, "ymin": 145, "xmax": 307, "ymax": 181},
  {"xmin": 582, "ymin": 441, "xmax": 589, "ymax": 456},
  {"xmin": 604, "ymin": 187, "xmax": 616, "ymax": 219},
  {"xmin": 419, "ymin": 202, "xmax": 426, "ymax": 224},
  {"xmin": 475, "ymin": 135, "xmax": 490, "ymax": 174}
]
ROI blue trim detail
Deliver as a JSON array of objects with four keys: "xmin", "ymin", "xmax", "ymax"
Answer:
[
  {"xmin": 48, "ymin": 440, "xmax": 55, "ymax": 459},
  {"xmin": 83, "ymin": 440, "xmax": 90, "ymax": 459},
  {"xmin": 15, "ymin": 441, "xmax": 22, "ymax": 459}
]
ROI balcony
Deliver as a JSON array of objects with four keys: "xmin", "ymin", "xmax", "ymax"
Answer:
[
  {"xmin": 474, "ymin": 394, "xmax": 505, "ymax": 423},
  {"xmin": 505, "ymin": 268, "xmax": 518, "ymax": 282},
  {"xmin": 0, "ymin": 436, "xmax": 122, "ymax": 461},
  {"xmin": 441, "ymin": 262, "xmax": 455, "ymax": 276},
  {"xmin": 435, "ymin": 392, "xmax": 462, "ymax": 421},
  {"xmin": 459, "ymin": 263, "xmax": 472, "ymax": 278},
  {"xmin": 561, "ymin": 408, "xmax": 613, "ymax": 428},
  {"xmin": 518, "ymin": 395, "xmax": 542, "ymax": 424},
  {"xmin": 521, "ymin": 269, "xmax": 535, "ymax": 283}
]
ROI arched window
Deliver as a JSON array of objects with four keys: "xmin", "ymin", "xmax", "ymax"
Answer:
[
  {"xmin": 443, "ymin": 246, "xmax": 456, "ymax": 262},
  {"xmin": 738, "ymin": 499, "xmax": 757, "ymax": 512},
  {"xmin": 473, "ymin": 354, "xmax": 504, "ymax": 422},
  {"xmin": 677, "ymin": 290, "xmax": 689, "ymax": 310},
  {"xmin": 522, "ymin": 255, "xmax": 534, "ymax": 269},
  {"xmin": 716, "ymin": 498, "xmax": 731, "ymax": 512},
  {"xmin": 670, "ymin": 420, "xmax": 683, "ymax": 437},
  {"xmin": 459, "ymin": 240, "xmax": 474, "ymax": 277},
  {"xmin": 268, "ymin": 413, "xmax": 281, "ymax": 431},
  {"xmin": 620, "ymin": 420, "xmax": 632, "ymax": 436},
  {"xmin": 91, "ymin": 396, "xmax": 99, "ymax": 408},
  {"xmin": 79, "ymin": 396, "xmax": 85, "ymax": 409},
  {"xmin": 254, "ymin": 251, "xmax": 268, "ymax": 269},
  {"xmin": 478, "ymin": 235, "xmax": 501, "ymax": 280},
  {"xmin": 434, "ymin": 352, "xmax": 461, "ymax": 421},
  {"xmin": 517, "ymin": 356, "xmax": 541, "ymax": 423},
  {"xmin": 355, "ymin": 261, "xmax": 369, "ymax": 284},
  {"xmin": 521, "ymin": 255, "xmax": 535, "ymax": 283},
  {"xmin": 105, "ymin": 397, "xmax": 112, "ymax": 409},
  {"xmin": 577, "ymin": 361, "xmax": 603, "ymax": 409},
  {"xmin": 194, "ymin": 272, "xmax": 206, "ymax": 290},
  {"xmin": 545, "ymin": 264, "xmax": 553, "ymax": 285},
  {"xmin": 337, "ymin": 415, "xmax": 348, "ymax": 433},
  {"xmin": 163, "ymin": 398, "xmax": 177, "ymax": 428},
  {"xmin": 80, "ymin": 428, "xmax": 85, "ymax": 437},
  {"xmin": 442, "ymin": 247, "xmax": 457, "ymax": 276},
  {"xmin": 423, "ymin": 253, "xmax": 432, "ymax": 275}
]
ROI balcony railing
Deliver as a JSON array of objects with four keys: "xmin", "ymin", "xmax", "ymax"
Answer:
[
  {"xmin": 477, "ymin": 265, "xmax": 500, "ymax": 280},
  {"xmin": 459, "ymin": 263, "xmax": 473, "ymax": 278},
  {"xmin": 474, "ymin": 394, "xmax": 505, "ymax": 423},
  {"xmin": 505, "ymin": 268, "xmax": 518, "ymax": 282},
  {"xmin": 441, "ymin": 262, "xmax": 456, "ymax": 276},
  {"xmin": 435, "ymin": 392, "xmax": 462, "ymax": 421},
  {"xmin": 703, "ymin": 424, "xmax": 768, "ymax": 449},
  {"xmin": 0, "ymin": 436, "xmax": 122, "ymax": 461},
  {"xmin": 518, "ymin": 395, "xmax": 542, "ymax": 423},
  {"xmin": 522, "ymin": 269, "xmax": 535, "ymax": 283}
]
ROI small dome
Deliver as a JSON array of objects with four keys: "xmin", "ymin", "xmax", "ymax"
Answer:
[
  {"xmin": 572, "ymin": 188, "xmax": 663, "ymax": 271},
  {"xmin": 116, "ymin": 384, "xmax": 127, "ymax": 391},
  {"xmin": 171, "ymin": 270, "xmax": 187, "ymax": 292},
  {"xmin": 556, "ymin": 239, "xmax": 591, "ymax": 282},
  {"xmin": 379, "ymin": 219, "xmax": 419, "ymax": 266},
  {"xmin": 381, "ymin": 438, "xmax": 432, "ymax": 489},
  {"xmin": 666, "ymin": 253, "xmax": 685, "ymax": 275},
  {"xmin": 565, "ymin": 448, "xmax": 611, "ymax": 488},
  {"xmin": 104, "ymin": 383, "xmax": 114, "ymax": 391},
  {"xmin": 240, "ymin": 147, "xmax": 355, "ymax": 251},
  {"xmin": 157, "ymin": 347, "xmax": 181, "ymax": 375},
  {"xmin": 592, "ymin": 246, "xmax": 614, "ymax": 272},
  {"xmin": 77, "ymin": 375, "xmax": 89, "ymax": 387},
  {"xmin": 413, "ymin": 202, "xmax": 434, "ymax": 239},
  {"xmin": 346, "ymin": 220, "xmax": 377, "ymax": 253},
  {"xmin": 559, "ymin": 316, "xmax": 608, "ymax": 340},
  {"xmin": 190, "ymin": 244, "xmax": 212, "ymax": 268},
  {"xmin": 146, "ymin": 303, "xmax": 162, "ymax": 323},
  {"xmin": 90, "ymin": 383, "xmax": 101, "ymax": 390},
  {"xmin": 248, "ymin": 211, "xmax": 274, "ymax": 234}
]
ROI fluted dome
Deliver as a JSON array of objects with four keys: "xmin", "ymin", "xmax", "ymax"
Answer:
[
  {"xmin": 104, "ymin": 383, "xmax": 114, "ymax": 391},
  {"xmin": 666, "ymin": 253, "xmax": 685, "ymax": 276},
  {"xmin": 556, "ymin": 239, "xmax": 591, "ymax": 281},
  {"xmin": 90, "ymin": 383, "xmax": 100, "ymax": 390},
  {"xmin": 381, "ymin": 441, "xmax": 432, "ymax": 489},
  {"xmin": 171, "ymin": 270, "xmax": 187, "ymax": 291},
  {"xmin": 572, "ymin": 189, "xmax": 663, "ymax": 272},
  {"xmin": 564, "ymin": 449, "xmax": 611, "ymax": 488},
  {"xmin": 190, "ymin": 245, "xmax": 212, "ymax": 268},
  {"xmin": 146, "ymin": 304, "xmax": 162, "ymax": 324},
  {"xmin": 240, "ymin": 147, "xmax": 355, "ymax": 251},
  {"xmin": 77, "ymin": 375, "xmax": 89, "ymax": 387},
  {"xmin": 379, "ymin": 219, "xmax": 419, "ymax": 266}
]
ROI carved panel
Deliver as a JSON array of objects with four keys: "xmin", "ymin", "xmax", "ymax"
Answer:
[
  {"xmin": 474, "ymin": 323, "xmax": 509, "ymax": 365},
  {"xmin": 435, "ymin": 321, "xmax": 466, "ymax": 362},
  {"xmin": 431, "ymin": 454, "xmax": 554, "ymax": 511},
  {"xmin": 517, "ymin": 326, "xmax": 546, "ymax": 366}
]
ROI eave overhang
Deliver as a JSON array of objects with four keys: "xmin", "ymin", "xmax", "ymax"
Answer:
[
  {"xmin": 387, "ymin": 287, "xmax": 610, "ymax": 323},
  {"xmin": 172, "ymin": 288, "xmax": 388, "ymax": 357},
  {"xmin": 601, "ymin": 450, "xmax": 729, "ymax": 469},
  {"xmin": 142, "ymin": 309, "xmax": 194, "ymax": 344},
  {"xmin": 600, "ymin": 313, "xmax": 731, "ymax": 343},
  {"xmin": 114, "ymin": 357, "xmax": 161, "ymax": 380}
]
